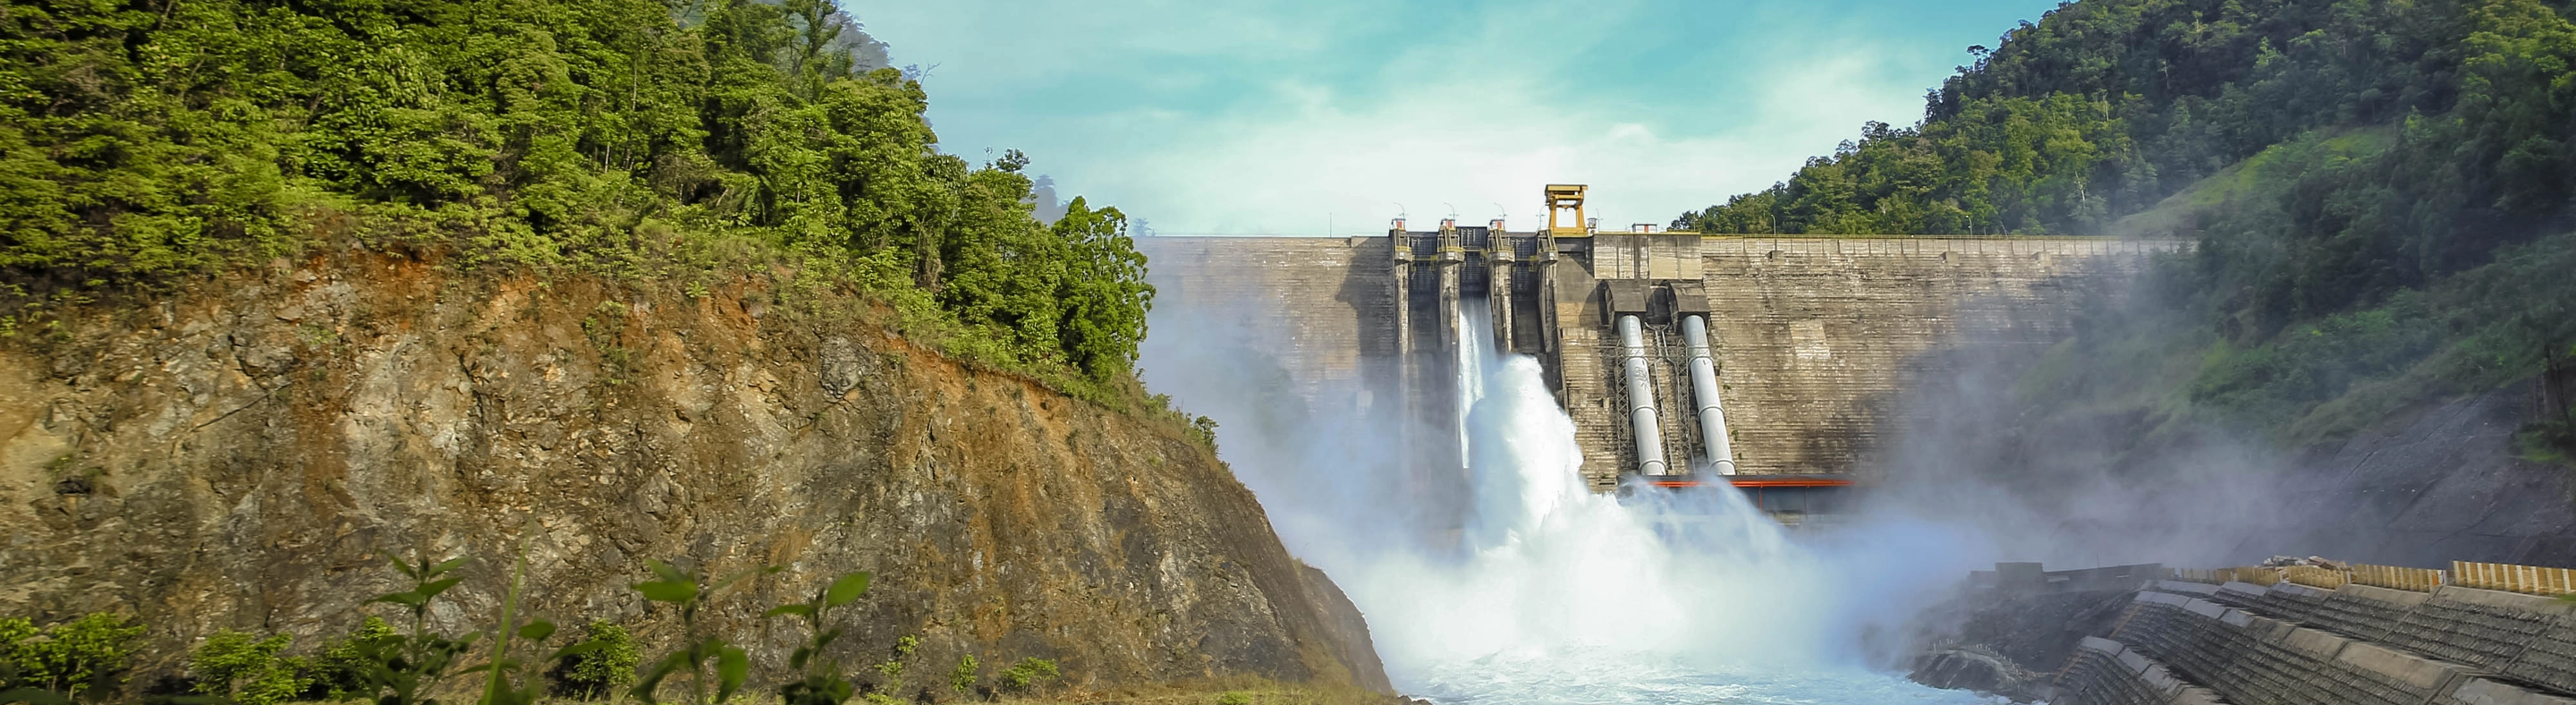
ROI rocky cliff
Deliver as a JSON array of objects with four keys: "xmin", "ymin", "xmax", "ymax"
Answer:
[
  {"xmin": 2267, "ymin": 379, "xmax": 2576, "ymax": 568},
  {"xmin": 0, "ymin": 249, "xmax": 1389, "ymax": 695}
]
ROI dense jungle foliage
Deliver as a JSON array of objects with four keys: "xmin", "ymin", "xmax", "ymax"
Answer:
[
  {"xmin": 1676, "ymin": 0, "xmax": 2576, "ymax": 451},
  {"xmin": 0, "ymin": 0, "xmax": 1153, "ymax": 390}
]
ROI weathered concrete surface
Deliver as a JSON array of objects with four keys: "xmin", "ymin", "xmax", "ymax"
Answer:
[
  {"xmin": 1689, "ymin": 236, "xmax": 2163, "ymax": 480},
  {"xmin": 0, "ymin": 251, "xmax": 1390, "ymax": 695},
  {"xmin": 1132, "ymin": 237, "xmax": 1395, "ymax": 412}
]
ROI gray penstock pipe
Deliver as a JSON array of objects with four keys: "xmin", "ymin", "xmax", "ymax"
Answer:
[
  {"xmin": 1617, "ymin": 315, "xmax": 1667, "ymax": 476},
  {"xmin": 1682, "ymin": 315, "xmax": 1737, "ymax": 475}
]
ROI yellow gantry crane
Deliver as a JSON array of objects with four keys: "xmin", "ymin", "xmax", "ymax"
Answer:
[{"xmin": 1544, "ymin": 184, "xmax": 1591, "ymax": 238}]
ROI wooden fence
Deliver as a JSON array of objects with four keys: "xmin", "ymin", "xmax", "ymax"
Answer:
[
  {"xmin": 2223, "ymin": 567, "xmax": 2284, "ymax": 586},
  {"xmin": 2283, "ymin": 565, "xmax": 2351, "ymax": 590},
  {"xmin": 2159, "ymin": 559, "xmax": 2576, "ymax": 596},
  {"xmin": 2350, "ymin": 564, "xmax": 2446, "ymax": 592},
  {"xmin": 2451, "ymin": 561, "xmax": 2576, "ymax": 596}
]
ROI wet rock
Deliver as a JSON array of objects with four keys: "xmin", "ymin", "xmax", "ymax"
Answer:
[{"xmin": 1911, "ymin": 647, "xmax": 2042, "ymax": 701}]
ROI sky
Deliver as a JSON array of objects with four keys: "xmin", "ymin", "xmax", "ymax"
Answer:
[{"xmin": 846, "ymin": 0, "xmax": 2064, "ymax": 235}]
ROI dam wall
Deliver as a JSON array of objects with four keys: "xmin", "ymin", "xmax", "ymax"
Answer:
[
  {"xmin": 1139, "ymin": 233, "xmax": 2174, "ymax": 494},
  {"xmin": 2052, "ymin": 581, "xmax": 2576, "ymax": 705},
  {"xmin": 1628, "ymin": 235, "xmax": 2164, "ymax": 485},
  {"xmin": 1131, "ymin": 237, "xmax": 1396, "ymax": 409}
]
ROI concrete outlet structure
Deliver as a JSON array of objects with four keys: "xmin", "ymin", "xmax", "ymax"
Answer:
[{"xmin": 1139, "ymin": 185, "xmax": 2182, "ymax": 511}]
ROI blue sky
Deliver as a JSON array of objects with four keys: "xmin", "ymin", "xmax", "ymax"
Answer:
[{"xmin": 847, "ymin": 1, "xmax": 2063, "ymax": 234}]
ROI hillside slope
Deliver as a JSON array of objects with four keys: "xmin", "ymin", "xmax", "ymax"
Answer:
[
  {"xmin": 0, "ymin": 249, "xmax": 1389, "ymax": 695},
  {"xmin": 1681, "ymin": 0, "xmax": 2576, "ymax": 481}
]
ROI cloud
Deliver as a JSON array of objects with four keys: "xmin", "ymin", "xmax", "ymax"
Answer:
[
  {"xmin": 1069, "ymin": 51, "xmax": 1917, "ymax": 234},
  {"xmin": 852, "ymin": 0, "xmax": 2045, "ymax": 234}
]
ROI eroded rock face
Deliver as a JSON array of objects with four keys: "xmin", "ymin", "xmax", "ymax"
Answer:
[{"xmin": 0, "ymin": 251, "xmax": 1389, "ymax": 694}]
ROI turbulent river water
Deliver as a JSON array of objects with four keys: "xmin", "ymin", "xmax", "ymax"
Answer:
[{"xmin": 1144, "ymin": 305, "xmax": 2008, "ymax": 704}]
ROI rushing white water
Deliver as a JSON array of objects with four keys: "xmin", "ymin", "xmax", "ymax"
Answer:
[
  {"xmin": 1319, "ymin": 305, "xmax": 2003, "ymax": 704},
  {"xmin": 1135, "ymin": 296, "xmax": 2009, "ymax": 703}
]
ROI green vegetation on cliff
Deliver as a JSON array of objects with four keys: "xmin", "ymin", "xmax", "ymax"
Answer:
[
  {"xmin": 1679, "ymin": 0, "xmax": 2576, "ymax": 448},
  {"xmin": 0, "ymin": 0, "xmax": 1150, "ymax": 389}
]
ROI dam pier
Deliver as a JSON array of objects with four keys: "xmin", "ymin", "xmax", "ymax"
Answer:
[{"xmin": 1142, "ymin": 185, "xmax": 2181, "ymax": 522}]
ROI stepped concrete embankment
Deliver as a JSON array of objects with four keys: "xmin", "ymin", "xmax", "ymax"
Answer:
[{"xmin": 2049, "ymin": 580, "xmax": 2576, "ymax": 705}]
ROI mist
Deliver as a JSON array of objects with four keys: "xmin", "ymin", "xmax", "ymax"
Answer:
[{"xmin": 1134, "ymin": 255, "xmax": 2322, "ymax": 701}]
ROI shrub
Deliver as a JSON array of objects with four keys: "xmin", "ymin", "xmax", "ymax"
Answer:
[
  {"xmin": 0, "ymin": 617, "xmax": 38, "ymax": 700},
  {"xmin": 948, "ymin": 654, "xmax": 978, "ymax": 697},
  {"xmin": 0, "ymin": 613, "xmax": 145, "ymax": 701},
  {"xmin": 187, "ymin": 630, "xmax": 310, "ymax": 705},
  {"xmin": 995, "ymin": 658, "xmax": 1057, "ymax": 693},
  {"xmin": 310, "ymin": 616, "xmax": 399, "ymax": 701},
  {"xmin": 551, "ymin": 621, "xmax": 640, "ymax": 701},
  {"xmin": 1216, "ymin": 692, "xmax": 1253, "ymax": 705},
  {"xmin": 870, "ymin": 634, "xmax": 919, "ymax": 692}
]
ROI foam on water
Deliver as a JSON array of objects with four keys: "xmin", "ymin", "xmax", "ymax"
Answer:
[
  {"xmin": 1412, "ymin": 651, "xmax": 1999, "ymax": 705},
  {"xmin": 1318, "ymin": 305, "xmax": 2002, "ymax": 704}
]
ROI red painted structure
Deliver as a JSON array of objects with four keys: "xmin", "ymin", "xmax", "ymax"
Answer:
[{"xmin": 1641, "ymin": 475, "xmax": 1856, "ymax": 516}]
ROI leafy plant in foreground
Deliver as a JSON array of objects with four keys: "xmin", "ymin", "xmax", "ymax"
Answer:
[
  {"xmin": 631, "ymin": 560, "xmax": 779, "ymax": 705},
  {"xmin": 311, "ymin": 618, "xmax": 400, "ymax": 701},
  {"xmin": 767, "ymin": 572, "xmax": 874, "ymax": 705},
  {"xmin": 468, "ymin": 549, "xmax": 607, "ymax": 705},
  {"xmin": 352, "ymin": 555, "xmax": 479, "ymax": 705}
]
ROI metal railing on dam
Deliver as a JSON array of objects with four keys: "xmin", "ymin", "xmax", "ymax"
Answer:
[{"xmin": 1133, "ymin": 187, "xmax": 2186, "ymax": 508}]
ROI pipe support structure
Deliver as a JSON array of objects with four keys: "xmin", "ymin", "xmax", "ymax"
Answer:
[
  {"xmin": 1617, "ymin": 315, "xmax": 1668, "ymax": 476},
  {"xmin": 1682, "ymin": 315, "xmax": 1737, "ymax": 475}
]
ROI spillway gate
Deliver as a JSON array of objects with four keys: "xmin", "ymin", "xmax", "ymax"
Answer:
[{"xmin": 1385, "ymin": 206, "xmax": 1735, "ymax": 494}]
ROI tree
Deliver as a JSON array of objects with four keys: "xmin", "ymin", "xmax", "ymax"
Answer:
[{"xmin": 1053, "ymin": 197, "xmax": 1155, "ymax": 383}]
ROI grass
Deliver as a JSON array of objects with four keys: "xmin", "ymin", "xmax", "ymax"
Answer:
[{"xmin": 2106, "ymin": 126, "xmax": 2395, "ymax": 240}]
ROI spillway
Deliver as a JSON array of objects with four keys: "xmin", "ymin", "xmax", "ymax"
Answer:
[{"xmin": 1139, "ymin": 257, "xmax": 2022, "ymax": 702}]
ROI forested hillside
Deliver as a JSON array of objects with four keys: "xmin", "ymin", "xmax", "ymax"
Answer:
[
  {"xmin": 0, "ymin": 0, "xmax": 1151, "ymax": 395},
  {"xmin": 1676, "ymin": 0, "xmax": 2576, "ymax": 454}
]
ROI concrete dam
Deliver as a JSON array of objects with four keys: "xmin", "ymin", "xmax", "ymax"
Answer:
[{"xmin": 1140, "ymin": 185, "xmax": 2180, "ymax": 520}]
